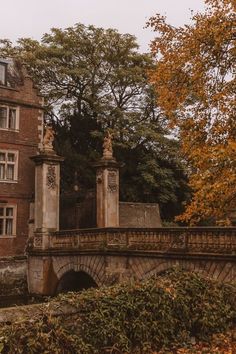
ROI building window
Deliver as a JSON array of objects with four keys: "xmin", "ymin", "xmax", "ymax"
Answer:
[
  {"xmin": 0, "ymin": 63, "xmax": 7, "ymax": 86},
  {"xmin": 0, "ymin": 150, "xmax": 18, "ymax": 182},
  {"xmin": 0, "ymin": 205, "xmax": 16, "ymax": 236},
  {"xmin": 0, "ymin": 106, "xmax": 19, "ymax": 131}
]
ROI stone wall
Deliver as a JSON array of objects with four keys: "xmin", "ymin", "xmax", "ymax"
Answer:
[
  {"xmin": 60, "ymin": 198, "xmax": 161, "ymax": 229},
  {"xmin": 119, "ymin": 202, "xmax": 161, "ymax": 228},
  {"xmin": 0, "ymin": 256, "xmax": 27, "ymax": 297}
]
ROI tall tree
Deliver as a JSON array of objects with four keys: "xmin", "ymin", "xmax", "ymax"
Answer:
[
  {"xmin": 0, "ymin": 24, "xmax": 190, "ymax": 220},
  {"xmin": 148, "ymin": 0, "xmax": 236, "ymax": 224}
]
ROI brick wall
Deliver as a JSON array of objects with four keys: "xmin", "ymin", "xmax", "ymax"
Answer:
[{"xmin": 0, "ymin": 62, "xmax": 43, "ymax": 256}]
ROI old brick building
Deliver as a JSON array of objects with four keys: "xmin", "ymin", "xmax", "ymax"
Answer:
[{"xmin": 0, "ymin": 59, "xmax": 43, "ymax": 256}]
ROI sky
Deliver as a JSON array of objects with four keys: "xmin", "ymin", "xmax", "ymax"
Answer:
[{"xmin": 1, "ymin": 0, "xmax": 205, "ymax": 52}]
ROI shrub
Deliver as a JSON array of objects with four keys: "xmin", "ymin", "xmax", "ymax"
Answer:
[{"xmin": 0, "ymin": 268, "xmax": 235, "ymax": 353}]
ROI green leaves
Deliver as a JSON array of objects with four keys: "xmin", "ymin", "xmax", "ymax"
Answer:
[
  {"xmin": 0, "ymin": 23, "xmax": 190, "ymax": 220},
  {"xmin": 0, "ymin": 269, "xmax": 235, "ymax": 353}
]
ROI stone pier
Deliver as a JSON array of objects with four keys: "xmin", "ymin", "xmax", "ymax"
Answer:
[
  {"xmin": 28, "ymin": 129, "xmax": 64, "ymax": 294},
  {"xmin": 30, "ymin": 151, "xmax": 64, "ymax": 248},
  {"xmin": 94, "ymin": 132, "xmax": 120, "ymax": 227}
]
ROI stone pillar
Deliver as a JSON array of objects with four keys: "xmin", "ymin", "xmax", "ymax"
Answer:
[
  {"xmin": 95, "ymin": 158, "xmax": 120, "ymax": 228},
  {"xmin": 94, "ymin": 132, "xmax": 120, "ymax": 228},
  {"xmin": 30, "ymin": 151, "xmax": 64, "ymax": 248}
]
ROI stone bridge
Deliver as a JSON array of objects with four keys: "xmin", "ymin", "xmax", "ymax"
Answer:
[{"xmin": 27, "ymin": 227, "xmax": 236, "ymax": 295}]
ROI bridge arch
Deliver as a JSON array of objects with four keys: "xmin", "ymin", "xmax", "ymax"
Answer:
[
  {"xmin": 55, "ymin": 270, "xmax": 98, "ymax": 294},
  {"xmin": 56, "ymin": 263, "xmax": 103, "ymax": 286},
  {"xmin": 52, "ymin": 255, "xmax": 106, "ymax": 294},
  {"xmin": 130, "ymin": 258, "xmax": 235, "ymax": 284}
]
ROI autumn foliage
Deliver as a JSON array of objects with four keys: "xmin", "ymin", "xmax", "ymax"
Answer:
[{"xmin": 148, "ymin": 0, "xmax": 236, "ymax": 224}]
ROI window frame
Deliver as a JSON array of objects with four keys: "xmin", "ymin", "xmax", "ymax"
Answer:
[
  {"xmin": 0, "ymin": 204, "xmax": 17, "ymax": 238},
  {"xmin": 0, "ymin": 62, "xmax": 7, "ymax": 86},
  {"xmin": 0, "ymin": 105, "xmax": 20, "ymax": 131},
  {"xmin": 0, "ymin": 149, "xmax": 19, "ymax": 183}
]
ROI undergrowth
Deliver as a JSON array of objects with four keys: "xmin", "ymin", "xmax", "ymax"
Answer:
[{"xmin": 0, "ymin": 268, "xmax": 235, "ymax": 353}]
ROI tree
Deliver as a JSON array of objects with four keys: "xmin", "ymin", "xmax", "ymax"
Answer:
[
  {"xmin": 148, "ymin": 0, "xmax": 236, "ymax": 224},
  {"xmin": 0, "ymin": 24, "xmax": 190, "ymax": 220}
]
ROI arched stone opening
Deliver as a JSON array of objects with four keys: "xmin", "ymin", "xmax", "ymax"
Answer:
[{"xmin": 56, "ymin": 270, "xmax": 98, "ymax": 294}]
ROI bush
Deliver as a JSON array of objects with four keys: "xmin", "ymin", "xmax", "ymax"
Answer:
[{"xmin": 0, "ymin": 269, "xmax": 235, "ymax": 353}]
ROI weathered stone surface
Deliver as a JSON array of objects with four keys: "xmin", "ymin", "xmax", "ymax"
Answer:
[
  {"xmin": 95, "ymin": 159, "xmax": 120, "ymax": 228},
  {"xmin": 31, "ymin": 153, "xmax": 64, "ymax": 239},
  {"xmin": 119, "ymin": 202, "xmax": 161, "ymax": 227},
  {"xmin": 28, "ymin": 227, "xmax": 236, "ymax": 295},
  {"xmin": 94, "ymin": 137, "xmax": 120, "ymax": 229},
  {"xmin": 60, "ymin": 199, "xmax": 162, "ymax": 229},
  {"xmin": 0, "ymin": 257, "xmax": 27, "ymax": 297}
]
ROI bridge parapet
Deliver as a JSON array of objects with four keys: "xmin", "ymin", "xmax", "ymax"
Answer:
[
  {"xmin": 28, "ymin": 227, "xmax": 236, "ymax": 295},
  {"xmin": 42, "ymin": 227, "xmax": 236, "ymax": 255}
]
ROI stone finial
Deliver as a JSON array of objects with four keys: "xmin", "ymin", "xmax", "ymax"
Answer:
[
  {"xmin": 103, "ymin": 131, "xmax": 113, "ymax": 158},
  {"xmin": 43, "ymin": 126, "xmax": 55, "ymax": 152}
]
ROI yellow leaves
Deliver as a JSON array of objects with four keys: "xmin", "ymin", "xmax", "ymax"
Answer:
[
  {"xmin": 148, "ymin": 0, "xmax": 236, "ymax": 224},
  {"xmin": 228, "ymin": 140, "xmax": 236, "ymax": 151},
  {"xmin": 175, "ymin": 138, "xmax": 236, "ymax": 224},
  {"xmin": 206, "ymin": 0, "xmax": 236, "ymax": 11}
]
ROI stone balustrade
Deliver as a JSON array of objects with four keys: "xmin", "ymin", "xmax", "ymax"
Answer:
[
  {"xmin": 41, "ymin": 227, "xmax": 236, "ymax": 255},
  {"xmin": 29, "ymin": 227, "xmax": 236, "ymax": 295}
]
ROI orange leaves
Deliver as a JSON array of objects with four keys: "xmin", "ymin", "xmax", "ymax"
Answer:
[
  {"xmin": 148, "ymin": 0, "xmax": 236, "ymax": 224},
  {"xmin": 176, "ymin": 139, "xmax": 236, "ymax": 224}
]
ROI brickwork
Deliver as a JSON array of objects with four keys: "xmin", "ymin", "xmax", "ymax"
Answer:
[{"xmin": 0, "ymin": 61, "xmax": 43, "ymax": 256}]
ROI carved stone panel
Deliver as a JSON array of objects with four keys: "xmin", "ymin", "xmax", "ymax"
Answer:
[
  {"xmin": 170, "ymin": 233, "xmax": 187, "ymax": 250},
  {"xmin": 107, "ymin": 233, "xmax": 127, "ymax": 247},
  {"xmin": 96, "ymin": 169, "xmax": 103, "ymax": 184},
  {"xmin": 108, "ymin": 170, "xmax": 117, "ymax": 192},
  {"xmin": 47, "ymin": 165, "xmax": 56, "ymax": 190},
  {"xmin": 34, "ymin": 235, "xmax": 43, "ymax": 248}
]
